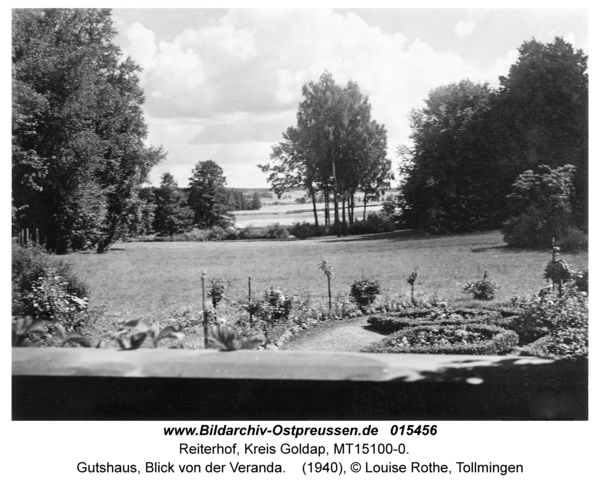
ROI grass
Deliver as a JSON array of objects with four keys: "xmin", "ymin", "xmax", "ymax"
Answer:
[{"xmin": 60, "ymin": 230, "xmax": 588, "ymax": 323}]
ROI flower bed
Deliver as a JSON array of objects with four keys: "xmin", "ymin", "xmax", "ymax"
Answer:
[
  {"xmin": 364, "ymin": 324, "xmax": 519, "ymax": 355},
  {"xmin": 367, "ymin": 308, "xmax": 502, "ymax": 334},
  {"xmin": 518, "ymin": 327, "xmax": 588, "ymax": 359}
]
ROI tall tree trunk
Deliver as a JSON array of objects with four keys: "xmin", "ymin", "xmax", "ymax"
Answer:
[
  {"xmin": 363, "ymin": 191, "xmax": 368, "ymax": 220},
  {"xmin": 309, "ymin": 186, "xmax": 319, "ymax": 227},
  {"xmin": 97, "ymin": 220, "xmax": 119, "ymax": 253},
  {"xmin": 331, "ymin": 156, "xmax": 340, "ymax": 236},
  {"xmin": 341, "ymin": 195, "xmax": 347, "ymax": 235}
]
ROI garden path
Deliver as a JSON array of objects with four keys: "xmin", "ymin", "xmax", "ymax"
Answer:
[{"xmin": 281, "ymin": 315, "xmax": 386, "ymax": 352}]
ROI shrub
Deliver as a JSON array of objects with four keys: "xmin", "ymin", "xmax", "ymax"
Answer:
[
  {"xmin": 289, "ymin": 222, "xmax": 329, "ymax": 239},
  {"xmin": 238, "ymin": 225, "xmax": 268, "ymax": 239},
  {"xmin": 463, "ymin": 271, "xmax": 499, "ymax": 300},
  {"xmin": 348, "ymin": 213, "xmax": 395, "ymax": 235},
  {"xmin": 12, "ymin": 244, "xmax": 89, "ymax": 330},
  {"xmin": 238, "ymin": 224, "xmax": 290, "ymax": 240},
  {"xmin": 502, "ymin": 165, "xmax": 585, "ymax": 250},
  {"xmin": 571, "ymin": 269, "xmax": 588, "ymax": 293},
  {"xmin": 22, "ymin": 274, "xmax": 88, "ymax": 330},
  {"xmin": 364, "ymin": 324, "xmax": 519, "ymax": 355},
  {"xmin": 557, "ymin": 226, "xmax": 588, "ymax": 253},
  {"xmin": 502, "ymin": 208, "xmax": 556, "ymax": 249},
  {"xmin": 518, "ymin": 327, "xmax": 588, "ymax": 359},
  {"xmin": 245, "ymin": 288, "xmax": 294, "ymax": 322},
  {"xmin": 350, "ymin": 277, "xmax": 381, "ymax": 308},
  {"xmin": 207, "ymin": 226, "xmax": 228, "ymax": 241},
  {"xmin": 507, "ymin": 284, "xmax": 588, "ymax": 346},
  {"xmin": 266, "ymin": 223, "xmax": 289, "ymax": 239}
]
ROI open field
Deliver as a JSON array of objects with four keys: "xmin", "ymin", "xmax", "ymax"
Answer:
[
  {"xmin": 61, "ymin": 230, "xmax": 588, "ymax": 322},
  {"xmin": 231, "ymin": 188, "xmax": 398, "ymax": 227},
  {"xmin": 232, "ymin": 204, "xmax": 384, "ymax": 228}
]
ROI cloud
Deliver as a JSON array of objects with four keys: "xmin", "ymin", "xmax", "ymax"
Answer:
[
  {"xmin": 116, "ymin": 9, "xmax": 547, "ymax": 187},
  {"xmin": 454, "ymin": 20, "xmax": 476, "ymax": 38},
  {"xmin": 190, "ymin": 113, "xmax": 295, "ymax": 145}
]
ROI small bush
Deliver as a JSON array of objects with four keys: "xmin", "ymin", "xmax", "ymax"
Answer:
[
  {"xmin": 245, "ymin": 288, "xmax": 294, "ymax": 322},
  {"xmin": 238, "ymin": 226, "xmax": 267, "ymax": 239},
  {"xmin": 12, "ymin": 245, "xmax": 89, "ymax": 330},
  {"xmin": 238, "ymin": 224, "xmax": 290, "ymax": 240},
  {"xmin": 364, "ymin": 324, "xmax": 518, "ymax": 355},
  {"xmin": 265, "ymin": 223, "xmax": 289, "ymax": 239},
  {"xmin": 557, "ymin": 227, "xmax": 588, "ymax": 253},
  {"xmin": 348, "ymin": 213, "xmax": 395, "ymax": 236},
  {"xmin": 22, "ymin": 274, "xmax": 88, "ymax": 330},
  {"xmin": 350, "ymin": 278, "xmax": 381, "ymax": 308},
  {"xmin": 463, "ymin": 272, "xmax": 499, "ymax": 300},
  {"xmin": 289, "ymin": 222, "xmax": 329, "ymax": 239}
]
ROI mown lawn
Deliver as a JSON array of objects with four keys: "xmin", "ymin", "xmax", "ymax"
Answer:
[{"xmin": 61, "ymin": 230, "xmax": 587, "ymax": 321}]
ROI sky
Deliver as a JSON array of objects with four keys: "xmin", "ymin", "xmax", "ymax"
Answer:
[{"xmin": 109, "ymin": 8, "xmax": 588, "ymax": 189}]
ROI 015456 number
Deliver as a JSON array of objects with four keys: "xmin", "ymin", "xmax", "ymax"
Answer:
[{"xmin": 390, "ymin": 425, "xmax": 437, "ymax": 436}]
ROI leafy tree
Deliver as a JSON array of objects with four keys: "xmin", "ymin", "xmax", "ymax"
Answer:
[
  {"xmin": 260, "ymin": 126, "xmax": 319, "ymax": 222},
  {"xmin": 250, "ymin": 192, "xmax": 262, "ymax": 210},
  {"xmin": 153, "ymin": 173, "xmax": 193, "ymax": 236},
  {"xmin": 188, "ymin": 160, "xmax": 234, "ymax": 228},
  {"xmin": 398, "ymin": 38, "xmax": 587, "ymax": 236},
  {"xmin": 502, "ymin": 164, "xmax": 585, "ymax": 249},
  {"xmin": 494, "ymin": 38, "xmax": 588, "ymax": 230},
  {"xmin": 12, "ymin": 9, "xmax": 163, "ymax": 253},
  {"xmin": 262, "ymin": 72, "xmax": 392, "ymax": 233},
  {"xmin": 123, "ymin": 189, "xmax": 156, "ymax": 238},
  {"xmin": 398, "ymin": 80, "xmax": 497, "ymax": 232}
]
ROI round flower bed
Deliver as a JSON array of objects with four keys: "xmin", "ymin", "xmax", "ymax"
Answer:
[{"xmin": 364, "ymin": 324, "xmax": 519, "ymax": 355}]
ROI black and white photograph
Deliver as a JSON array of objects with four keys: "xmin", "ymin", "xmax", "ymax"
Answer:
[{"xmin": 8, "ymin": 3, "xmax": 594, "ymax": 483}]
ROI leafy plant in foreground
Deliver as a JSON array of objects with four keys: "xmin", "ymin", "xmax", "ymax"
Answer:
[
  {"xmin": 209, "ymin": 325, "xmax": 263, "ymax": 351},
  {"xmin": 113, "ymin": 319, "xmax": 184, "ymax": 350},
  {"xmin": 54, "ymin": 324, "xmax": 92, "ymax": 347},
  {"xmin": 12, "ymin": 316, "xmax": 50, "ymax": 347}
]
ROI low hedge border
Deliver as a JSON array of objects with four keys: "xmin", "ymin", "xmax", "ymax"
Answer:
[
  {"xmin": 368, "ymin": 314, "xmax": 503, "ymax": 334},
  {"xmin": 384, "ymin": 307, "xmax": 502, "ymax": 320},
  {"xmin": 363, "ymin": 324, "xmax": 519, "ymax": 355},
  {"xmin": 497, "ymin": 316, "xmax": 549, "ymax": 345}
]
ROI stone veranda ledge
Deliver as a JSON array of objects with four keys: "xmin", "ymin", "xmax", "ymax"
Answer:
[{"xmin": 12, "ymin": 348, "xmax": 587, "ymax": 420}]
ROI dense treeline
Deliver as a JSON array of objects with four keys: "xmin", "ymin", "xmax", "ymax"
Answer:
[
  {"xmin": 12, "ymin": 9, "xmax": 164, "ymax": 253},
  {"xmin": 260, "ymin": 72, "xmax": 393, "ymax": 235},
  {"xmin": 12, "ymin": 9, "xmax": 268, "ymax": 250},
  {"xmin": 137, "ymin": 161, "xmax": 266, "ymax": 237},
  {"xmin": 397, "ymin": 37, "xmax": 588, "ymax": 247}
]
